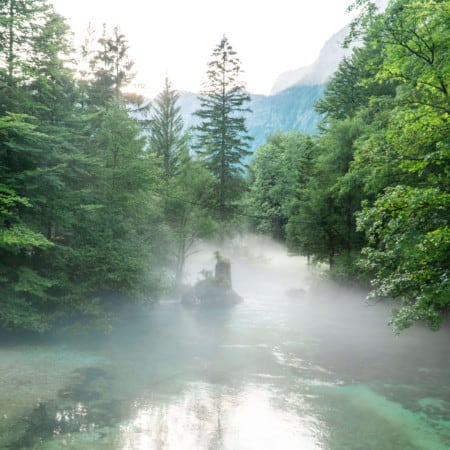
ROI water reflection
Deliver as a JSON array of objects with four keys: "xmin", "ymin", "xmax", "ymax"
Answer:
[{"xmin": 120, "ymin": 382, "xmax": 322, "ymax": 450}]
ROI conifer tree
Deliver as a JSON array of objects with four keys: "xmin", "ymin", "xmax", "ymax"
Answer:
[
  {"xmin": 0, "ymin": 0, "xmax": 79, "ymax": 331},
  {"xmin": 149, "ymin": 78, "xmax": 187, "ymax": 178},
  {"xmin": 86, "ymin": 25, "xmax": 136, "ymax": 108},
  {"xmin": 0, "ymin": 0, "xmax": 51, "ymax": 111},
  {"xmin": 194, "ymin": 35, "xmax": 252, "ymax": 222}
]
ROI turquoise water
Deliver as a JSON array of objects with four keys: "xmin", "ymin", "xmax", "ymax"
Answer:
[{"xmin": 1, "ymin": 238, "xmax": 449, "ymax": 449}]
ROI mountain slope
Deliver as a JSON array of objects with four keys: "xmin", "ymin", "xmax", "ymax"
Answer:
[
  {"xmin": 178, "ymin": 84, "xmax": 324, "ymax": 153},
  {"xmin": 247, "ymin": 84, "xmax": 325, "ymax": 149},
  {"xmin": 270, "ymin": 0, "xmax": 388, "ymax": 95},
  {"xmin": 175, "ymin": 23, "xmax": 365, "ymax": 154},
  {"xmin": 271, "ymin": 25, "xmax": 354, "ymax": 95}
]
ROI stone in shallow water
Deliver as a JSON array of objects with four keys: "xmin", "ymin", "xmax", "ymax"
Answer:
[
  {"xmin": 182, "ymin": 255, "xmax": 243, "ymax": 307},
  {"xmin": 181, "ymin": 278, "xmax": 243, "ymax": 307}
]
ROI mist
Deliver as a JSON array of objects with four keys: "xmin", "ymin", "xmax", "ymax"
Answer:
[
  {"xmin": 184, "ymin": 234, "xmax": 450, "ymax": 383},
  {"xmin": 1, "ymin": 234, "xmax": 449, "ymax": 449}
]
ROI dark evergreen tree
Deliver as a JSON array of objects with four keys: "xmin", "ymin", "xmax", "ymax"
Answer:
[
  {"xmin": 0, "ymin": 114, "xmax": 54, "ymax": 332},
  {"xmin": 64, "ymin": 99, "xmax": 164, "ymax": 317},
  {"xmin": 0, "ymin": 0, "xmax": 51, "ymax": 112},
  {"xmin": 194, "ymin": 35, "xmax": 252, "ymax": 222},
  {"xmin": 148, "ymin": 80, "xmax": 217, "ymax": 285},
  {"xmin": 0, "ymin": 1, "xmax": 164, "ymax": 333},
  {"xmin": 86, "ymin": 25, "xmax": 137, "ymax": 108},
  {"xmin": 149, "ymin": 78, "xmax": 187, "ymax": 178},
  {"xmin": 0, "ymin": 1, "xmax": 83, "ymax": 331}
]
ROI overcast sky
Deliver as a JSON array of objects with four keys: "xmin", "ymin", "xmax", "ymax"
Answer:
[{"xmin": 51, "ymin": 0, "xmax": 359, "ymax": 97}]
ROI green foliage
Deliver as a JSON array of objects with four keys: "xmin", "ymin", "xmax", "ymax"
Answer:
[
  {"xmin": 352, "ymin": 0, "xmax": 450, "ymax": 330},
  {"xmin": 162, "ymin": 157, "xmax": 217, "ymax": 284},
  {"xmin": 0, "ymin": 224, "xmax": 50, "ymax": 252},
  {"xmin": 60, "ymin": 98, "xmax": 166, "ymax": 311},
  {"xmin": 357, "ymin": 187, "xmax": 450, "ymax": 331},
  {"xmin": 0, "ymin": 110, "xmax": 55, "ymax": 333},
  {"xmin": 315, "ymin": 44, "xmax": 396, "ymax": 122},
  {"xmin": 149, "ymin": 78, "xmax": 188, "ymax": 178},
  {"xmin": 315, "ymin": 56, "xmax": 365, "ymax": 120},
  {"xmin": 0, "ymin": 0, "xmax": 51, "ymax": 86},
  {"xmin": 377, "ymin": 0, "xmax": 449, "ymax": 111},
  {"xmin": 0, "ymin": 296, "xmax": 51, "ymax": 332},
  {"xmin": 93, "ymin": 99, "xmax": 149, "ymax": 201},
  {"xmin": 247, "ymin": 131, "xmax": 314, "ymax": 239},
  {"xmin": 194, "ymin": 35, "xmax": 252, "ymax": 223},
  {"xmin": 0, "ymin": 1, "xmax": 166, "ymax": 333},
  {"xmin": 0, "ymin": 186, "xmax": 54, "ymax": 332},
  {"xmin": 287, "ymin": 117, "xmax": 367, "ymax": 268},
  {"xmin": 148, "ymin": 79, "xmax": 216, "ymax": 285}
]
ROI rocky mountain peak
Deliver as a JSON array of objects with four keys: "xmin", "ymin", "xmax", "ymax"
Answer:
[{"xmin": 270, "ymin": 25, "xmax": 356, "ymax": 95}]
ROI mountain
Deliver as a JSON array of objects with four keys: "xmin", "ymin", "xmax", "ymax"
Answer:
[
  {"xmin": 271, "ymin": 26, "xmax": 355, "ymax": 95},
  {"xmin": 177, "ymin": 85, "xmax": 325, "ymax": 152},
  {"xmin": 246, "ymin": 85, "xmax": 325, "ymax": 150},
  {"xmin": 176, "ymin": 23, "xmax": 365, "ymax": 154},
  {"xmin": 165, "ymin": 3, "xmax": 391, "ymax": 156},
  {"xmin": 270, "ymin": 0, "xmax": 389, "ymax": 94}
]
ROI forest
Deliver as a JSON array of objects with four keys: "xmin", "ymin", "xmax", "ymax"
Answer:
[{"xmin": 1, "ymin": 0, "xmax": 448, "ymax": 334}]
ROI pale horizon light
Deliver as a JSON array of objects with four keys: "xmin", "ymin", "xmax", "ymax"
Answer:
[{"xmin": 51, "ymin": 0, "xmax": 360, "ymax": 98}]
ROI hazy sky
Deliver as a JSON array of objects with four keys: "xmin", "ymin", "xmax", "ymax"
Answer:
[{"xmin": 51, "ymin": 0, "xmax": 358, "ymax": 97}]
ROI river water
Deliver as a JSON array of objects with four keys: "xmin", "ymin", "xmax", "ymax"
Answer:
[{"xmin": 1, "ymin": 237, "xmax": 449, "ymax": 449}]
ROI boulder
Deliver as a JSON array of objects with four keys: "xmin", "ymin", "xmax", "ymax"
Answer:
[{"xmin": 181, "ymin": 253, "xmax": 242, "ymax": 307}]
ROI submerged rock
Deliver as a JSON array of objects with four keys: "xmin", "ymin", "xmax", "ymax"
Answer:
[
  {"xmin": 182, "ymin": 252, "xmax": 243, "ymax": 307},
  {"xmin": 57, "ymin": 366, "xmax": 111, "ymax": 402}
]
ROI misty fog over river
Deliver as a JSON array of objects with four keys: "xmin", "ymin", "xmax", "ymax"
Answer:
[{"xmin": 1, "ymin": 236, "xmax": 449, "ymax": 449}]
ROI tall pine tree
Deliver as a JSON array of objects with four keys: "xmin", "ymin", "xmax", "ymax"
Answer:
[
  {"xmin": 194, "ymin": 35, "xmax": 252, "ymax": 223},
  {"xmin": 149, "ymin": 78, "xmax": 187, "ymax": 178},
  {"xmin": 85, "ymin": 25, "xmax": 137, "ymax": 108}
]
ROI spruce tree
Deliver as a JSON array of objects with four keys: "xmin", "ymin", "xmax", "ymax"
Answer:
[
  {"xmin": 86, "ymin": 25, "xmax": 137, "ymax": 108},
  {"xmin": 0, "ymin": 0, "xmax": 51, "ymax": 111},
  {"xmin": 149, "ymin": 78, "xmax": 187, "ymax": 178},
  {"xmin": 194, "ymin": 35, "xmax": 252, "ymax": 222},
  {"xmin": 0, "ymin": 1, "xmax": 81, "ymax": 331}
]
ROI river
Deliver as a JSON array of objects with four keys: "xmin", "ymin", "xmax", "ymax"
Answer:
[{"xmin": 1, "ymin": 236, "xmax": 449, "ymax": 449}]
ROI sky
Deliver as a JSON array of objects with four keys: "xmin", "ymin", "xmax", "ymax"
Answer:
[{"xmin": 51, "ymin": 0, "xmax": 359, "ymax": 98}]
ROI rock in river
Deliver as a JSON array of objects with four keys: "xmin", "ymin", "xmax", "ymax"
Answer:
[{"xmin": 181, "ymin": 252, "xmax": 243, "ymax": 307}]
